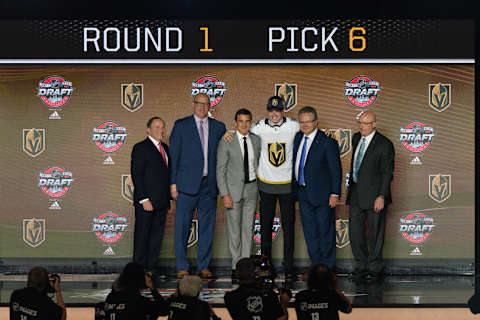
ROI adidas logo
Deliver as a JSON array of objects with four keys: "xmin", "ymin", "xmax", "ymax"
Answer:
[
  {"xmin": 103, "ymin": 156, "xmax": 115, "ymax": 165},
  {"xmin": 410, "ymin": 247, "xmax": 422, "ymax": 256},
  {"xmin": 49, "ymin": 111, "xmax": 61, "ymax": 120},
  {"xmin": 410, "ymin": 156, "xmax": 422, "ymax": 165},
  {"xmin": 49, "ymin": 201, "xmax": 61, "ymax": 210},
  {"xmin": 104, "ymin": 247, "xmax": 115, "ymax": 256}
]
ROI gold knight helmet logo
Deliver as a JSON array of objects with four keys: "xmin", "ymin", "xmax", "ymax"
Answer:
[
  {"xmin": 23, "ymin": 128, "xmax": 45, "ymax": 157},
  {"xmin": 275, "ymin": 83, "xmax": 297, "ymax": 112},
  {"xmin": 429, "ymin": 83, "xmax": 451, "ymax": 112},
  {"xmin": 121, "ymin": 175, "xmax": 134, "ymax": 202},
  {"xmin": 268, "ymin": 142, "xmax": 286, "ymax": 167},
  {"xmin": 187, "ymin": 219, "xmax": 199, "ymax": 248},
  {"xmin": 429, "ymin": 174, "xmax": 451, "ymax": 203},
  {"xmin": 335, "ymin": 218, "xmax": 350, "ymax": 248},
  {"xmin": 121, "ymin": 83, "xmax": 144, "ymax": 112},
  {"xmin": 23, "ymin": 218, "xmax": 45, "ymax": 247},
  {"xmin": 326, "ymin": 129, "xmax": 352, "ymax": 158}
]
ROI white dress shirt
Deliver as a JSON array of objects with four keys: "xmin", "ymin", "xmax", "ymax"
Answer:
[
  {"xmin": 295, "ymin": 129, "xmax": 318, "ymax": 182},
  {"xmin": 236, "ymin": 131, "xmax": 256, "ymax": 181},
  {"xmin": 353, "ymin": 130, "xmax": 376, "ymax": 166}
]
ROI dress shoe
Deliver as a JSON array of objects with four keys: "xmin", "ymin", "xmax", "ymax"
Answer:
[
  {"xmin": 199, "ymin": 269, "xmax": 216, "ymax": 280},
  {"xmin": 177, "ymin": 270, "xmax": 189, "ymax": 279}
]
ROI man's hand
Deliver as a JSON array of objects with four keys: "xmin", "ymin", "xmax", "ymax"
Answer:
[
  {"xmin": 374, "ymin": 196, "xmax": 385, "ymax": 213},
  {"xmin": 142, "ymin": 200, "xmax": 154, "ymax": 212},
  {"xmin": 223, "ymin": 195, "xmax": 233, "ymax": 209},
  {"xmin": 168, "ymin": 202, "xmax": 175, "ymax": 215},
  {"xmin": 222, "ymin": 130, "xmax": 235, "ymax": 142},
  {"xmin": 329, "ymin": 195, "xmax": 339, "ymax": 208},
  {"xmin": 170, "ymin": 184, "xmax": 178, "ymax": 200},
  {"xmin": 53, "ymin": 277, "xmax": 61, "ymax": 292},
  {"xmin": 145, "ymin": 272, "xmax": 154, "ymax": 289}
]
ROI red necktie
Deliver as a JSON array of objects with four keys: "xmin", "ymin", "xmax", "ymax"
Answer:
[{"xmin": 158, "ymin": 142, "xmax": 167, "ymax": 166}]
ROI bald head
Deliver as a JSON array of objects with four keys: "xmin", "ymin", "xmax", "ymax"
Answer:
[
  {"xmin": 193, "ymin": 93, "xmax": 210, "ymax": 119},
  {"xmin": 359, "ymin": 110, "xmax": 377, "ymax": 137}
]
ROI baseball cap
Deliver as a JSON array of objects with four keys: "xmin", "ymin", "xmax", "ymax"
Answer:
[{"xmin": 266, "ymin": 96, "xmax": 285, "ymax": 111}]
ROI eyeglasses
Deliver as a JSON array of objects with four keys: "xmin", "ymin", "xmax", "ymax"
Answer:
[
  {"xmin": 358, "ymin": 121, "xmax": 374, "ymax": 126},
  {"xmin": 300, "ymin": 120, "xmax": 316, "ymax": 125},
  {"xmin": 194, "ymin": 101, "xmax": 210, "ymax": 107}
]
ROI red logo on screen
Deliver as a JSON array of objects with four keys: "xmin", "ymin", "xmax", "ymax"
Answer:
[
  {"xmin": 399, "ymin": 121, "xmax": 435, "ymax": 153},
  {"xmin": 190, "ymin": 75, "xmax": 227, "ymax": 109},
  {"xmin": 91, "ymin": 121, "xmax": 128, "ymax": 153},
  {"xmin": 344, "ymin": 75, "xmax": 381, "ymax": 108},
  {"xmin": 399, "ymin": 212, "xmax": 435, "ymax": 243},
  {"xmin": 92, "ymin": 212, "xmax": 128, "ymax": 244},
  {"xmin": 38, "ymin": 167, "xmax": 74, "ymax": 198},
  {"xmin": 37, "ymin": 76, "xmax": 74, "ymax": 109},
  {"xmin": 253, "ymin": 212, "xmax": 281, "ymax": 244}
]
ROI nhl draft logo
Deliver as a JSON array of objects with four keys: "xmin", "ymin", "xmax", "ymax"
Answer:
[
  {"xmin": 399, "ymin": 212, "xmax": 435, "ymax": 244},
  {"xmin": 23, "ymin": 128, "xmax": 45, "ymax": 157},
  {"xmin": 429, "ymin": 174, "xmax": 451, "ymax": 203},
  {"xmin": 121, "ymin": 83, "xmax": 144, "ymax": 112},
  {"xmin": 246, "ymin": 296, "xmax": 263, "ymax": 313},
  {"xmin": 325, "ymin": 129, "xmax": 352, "ymax": 158},
  {"xmin": 92, "ymin": 121, "xmax": 128, "ymax": 153},
  {"xmin": 275, "ymin": 83, "xmax": 297, "ymax": 112},
  {"xmin": 253, "ymin": 212, "xmax": 281, "ymax": 244},
  {"xmin": 335, "ymin": 219, "xmax": 350, "ymax": 248},
  {"xmin": 37, "ymin": 76, "xmax": 74, "ymax": 117},
  {"xmin": 23, "ymin": 218, "xmax": 45, "ymax": 247},
  {"xmin": 399, "ymin": 121, "xmax": 434, "ymax": 153},
  {"xmin": 38, "ymin": 167, "xmax": 74, "ymax": 198},
  {"xmin": 121, "ymin": 175, "xmax": 134, "ymax": 202},
  {"xmin": 429, "ymin": 83, "xmax": 451, "ymax": 112},
  {"xmin": 187, "ymin": 219, "xmax": 199, "ymax": 248},
  {"xmin": 92, "ymin": 212, "xmax": 128, "ymax": 244},
  {"xmin": 190, "ymin": 75, "xmax": 227, "ymax": 110},
  {"xmin": 268, "ymin": 142, "xmax": 286, "ymax": 167},
  {"xmin": 344, "ymin": 75, "xmax": 381, "ymax": 108}
]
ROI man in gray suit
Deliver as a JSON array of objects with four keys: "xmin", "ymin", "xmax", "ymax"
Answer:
[{"xmin": 217, "ymin": 108, "xmax": 261, "ymax": 281}]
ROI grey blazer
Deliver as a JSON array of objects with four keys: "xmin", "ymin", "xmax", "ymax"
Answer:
[{"xmin": 216, "ymin": 132, "xmax": 261, "ymax": 202}]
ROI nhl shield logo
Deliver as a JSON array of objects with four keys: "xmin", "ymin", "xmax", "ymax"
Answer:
[
  {"xmin": 187, "ymin": 219, "xmax": 199, "ymax": 248},
  {"xmin": 268, "ymin": 143, "xmax": 286, "ymax": 167},
  {"xmin": 335, "ymin": 219, "xmax": 350, "ymax": 248},
  {"xmin": 23, "ymin": 128, "xmax": 45, "ymax": 157},
  {"xmin": 121, "ymin": 83, "xmax": 143, "ymax": 112},
  {"xmin": 121, "ymin": 175, "xmax": 134, "ymax": 202},
  {"xmin": 429, "ymin": 174, "xmax": 451, "ymax": 203},
  {"xmin": 23, "ymin": 218, "xmax": 45, "ymax": 247},
  {"xmin": 275, "ymin": 83, "xmax": 297, "ymax": 112},
  {"xmin": 327, "ymin": 129, "xmax": 351, "ymax": 158},
  {"xmin": 429, "ymin": 83, "xmax": 451, "ymax": 112}
]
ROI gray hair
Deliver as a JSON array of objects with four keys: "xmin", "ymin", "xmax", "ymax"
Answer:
[
  {"xmin": 178, "ymin": 275, "xmax": 203, "ymax": 297},
  {"xmin": 298, "ymin": 106, "xmax": 318, "ymax": 121}
]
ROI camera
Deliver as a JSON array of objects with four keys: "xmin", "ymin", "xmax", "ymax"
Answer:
[
  {"xmin": 46, "ymin": 273, "xmax": 60, "ymax": 293},
  {"xmin": 250, "ymin": 255, "xmax": 277, "ymax": 290}
]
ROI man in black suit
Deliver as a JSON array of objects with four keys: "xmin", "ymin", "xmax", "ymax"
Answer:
[
  {"xmin": 346, "ymin": 111, "xmax": 395, "ymax": 279},
  {"xmin": 131, "ymin": 117, "xmax": 172, "ymax": 273}
]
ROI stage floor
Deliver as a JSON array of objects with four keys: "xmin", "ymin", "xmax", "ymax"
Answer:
[{"xmin": 0, "ymin": 274, "xmax": 473, "ymax": 307}]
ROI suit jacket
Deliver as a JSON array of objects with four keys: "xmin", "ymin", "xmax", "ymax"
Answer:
[
  {"xmin": 292, "ymin": 130, "xmax": 342, "ymax": 207},
  {"xmin": 346, "ymin": 131, "xmax": 395, "ymax": 209},
  {"xmin": 216, "ymin": 132, "xmax": 261, "ymax": 202},
  {"xmin": 169, "ymin": 115, "xmax": 226, "ymax": 197},
  {"xmin": 130, "ymin": 138, "xmax": 171, "ymax": 210}
]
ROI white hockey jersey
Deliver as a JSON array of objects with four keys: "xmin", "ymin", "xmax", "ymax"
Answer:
[{"xmin": 250, "ymin": 117, "xmax": 299, "ymax": 185}]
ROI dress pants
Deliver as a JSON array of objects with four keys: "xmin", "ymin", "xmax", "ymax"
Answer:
[
  {"xmin": 133, "ymin": 205, "xmax": 168, "ymax": 271},
  {"xmin": 259, "ymin": 190, "xmax": 295, "ymax": 274},
  {"xmin": 174, "ymin": 179, "xmax": 217, "ymax": 271},
  {"xmin": 297, "ymin": 186, "xmax": 336, "ymax": 268}
]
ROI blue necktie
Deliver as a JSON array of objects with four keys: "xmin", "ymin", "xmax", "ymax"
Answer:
[
  {"xmin": 298, "ymin": 136, "xmax": 308, "ymax": 185},
  {"xmin": 353, "ymin": 137, "xmax": 366, "ymax": 183}
]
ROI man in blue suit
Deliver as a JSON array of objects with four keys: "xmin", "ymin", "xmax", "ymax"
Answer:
[
  {"xmin": 169, "ymin": 93, "xmax": 226, "ymax": 279},
  {"xmin": 293, "ymin": 106, "xmax": 342, "ymax": 272}
]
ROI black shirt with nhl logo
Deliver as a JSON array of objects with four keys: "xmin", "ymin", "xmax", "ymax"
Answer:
[
  {"xmin": 10, "ymin": 287, "xmax": 63, "ymax": 320},
  {"xmin": 104, "ymin": 288, "xmax": 169, "ymax": 320},
  {"xmin": 167, "ymin": 295, "xmax": 211, "ymax": 320},
  {"xmin": 224, "ymin": 283, "xmax": 285, "ymax": 320},
  {"xmin": 294, "ymin": 289, "xmax": 349, "ymax": 320}
]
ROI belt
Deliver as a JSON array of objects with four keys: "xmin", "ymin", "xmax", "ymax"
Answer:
[
  {"xmin": 202, "ymin": 176, "xmax": 208, "ymax": 180},
  {"xmin": 245, "ymin": 179, "xmax": 257, "ymax": 184}
]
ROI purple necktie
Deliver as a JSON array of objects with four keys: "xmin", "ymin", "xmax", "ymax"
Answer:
[{"xmin": 198, "ymin": 119, "xmax": 205, "ymax": 149}]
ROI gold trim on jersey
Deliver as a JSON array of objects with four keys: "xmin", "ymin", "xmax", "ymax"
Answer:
[{"xmin": 257, "ymin": 175, "xmax": 291, "ymax": 184}]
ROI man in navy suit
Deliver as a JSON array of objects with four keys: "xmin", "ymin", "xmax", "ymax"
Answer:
[
  {"xmin": 131, "ymin": 117, "xmax": 172, "ymax": 273},
  {"xmin": 169, "ymin": 93, "xmax": 226, "ymax": 279},
  {"xmin": 293, "ymin": 106, "xmax": 342, "ymax": 272}
]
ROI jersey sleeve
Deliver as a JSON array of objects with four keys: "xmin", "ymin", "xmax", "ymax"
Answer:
[
  {"xmin": 265, "ymin": 292, "xmax": 285, "ymax": 320},
  {"xmin": 224, "ymin": 292, "xmax": 242, "ymax": 319},
  {"xmin": 44, "ymin": 297, "xmax": 63, "ymax": 320},
  {"xmin": 335, "ymin": 291, "xmax": 350, "ymax": 313}
]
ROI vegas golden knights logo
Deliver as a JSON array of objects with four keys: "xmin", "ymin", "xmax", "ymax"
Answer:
[
  {"xmin": 187, "ymin": 219, "xmax": 199, "ymax": 248},
  {"xmin": 429, "ymin": 83, "xmax": 451, "ymax": 112},
  {"xmin": 121, "ymin": 174, "xmax": 134, "ymax": 202},
  {"xmin": 275, "ymin": 83, "xmax": 297, "ymax": 112},
  {"xmin": 121, "ymin": 83, "xmax": 144, "ymax": 112},
  {"xmin": 326, "ymin": 129, "xmax": 351, "ymax": 158},
  {"xmin": 335, "ymin": 219, "xmax": 350, "ymax": 248},
  {"xmin": 23, "ymin": 218, "xmax": 45, "ymax": 247},
  {"xmin": 429, "ymin": 174, "xmax": 451, "ymax": 203},
  {"xmin": 23, "ymin": 128, "xmax": 45, "ymax": 157},
  {"xmin": 268, "ymin": 143, "xmax": 286, "ymax": 167}
]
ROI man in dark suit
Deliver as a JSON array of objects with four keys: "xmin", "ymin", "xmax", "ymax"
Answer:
[
  {"xmin": 346, "ymin": 110, "xmax": 395, "ymax": 279},
  {"xmin": 293, "ymin": 106, "xmax": 342, "ymax": 271},
  {"xmin": 170, "ymin": 93, "xmax": 226, "ymax": 279},
  {"xmin": 131, "ymin": 117, "xmax": 172, "ymax": 273}
]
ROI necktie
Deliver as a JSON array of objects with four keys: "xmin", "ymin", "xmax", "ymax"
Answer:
[
  {"xmin": 353, "ymin": 137, "xmax": 366, "ymax": 183},
  {"xmin": 198, "ymin": 119, "xmax": 205, "ymax": 149},
  {"xmin": 158, "ymin": 142, "xmax": 167, "ymax": 166},
  {"xmin": 243, "ymin": 137, "xmax": 249, "ymax": 182},
  {"xmin": 298, "ymin": 136, "xmax": 308, "ymax": 186}
]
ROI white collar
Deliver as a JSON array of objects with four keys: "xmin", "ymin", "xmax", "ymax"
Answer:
[
  {"xmin": 148, "ymin": 135, "xmax": 160, "ymax": 146},
  {"xmin": 236, "ymin": 131, "xmax": 250, "ymax": 140},
  {"xmin": 194, "ymin": 114, "xmax": 208, "ymax": 123},
  {"xmin": 361, "ymin": 130, "xmax": 376, "ymax": 142},
  {"xmin": 303, "ymin": 128, "xmax": 318, "ymax": 140}
]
